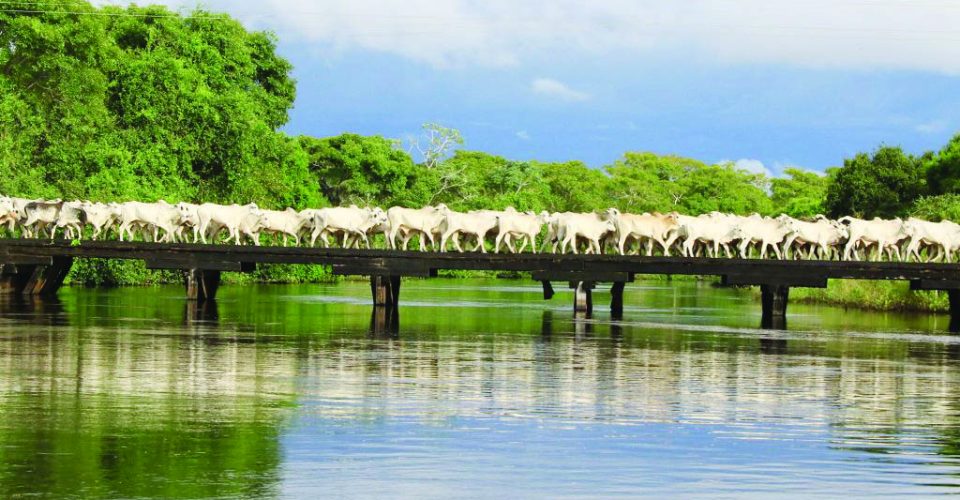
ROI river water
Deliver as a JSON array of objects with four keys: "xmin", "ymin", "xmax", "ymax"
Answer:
[{"xmin": 0, "ymin": 278, "xmax": 959, "ymax": 498}]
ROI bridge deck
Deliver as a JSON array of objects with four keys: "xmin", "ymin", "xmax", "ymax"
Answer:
[{"xmin": 0, "ymin": 239, "xmax": 959, "ymax": 286}]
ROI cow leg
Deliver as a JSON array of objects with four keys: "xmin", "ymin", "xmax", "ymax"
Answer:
[{"xmin": 439, "ymin": 230, "xmax": 453, "ymax": 253}]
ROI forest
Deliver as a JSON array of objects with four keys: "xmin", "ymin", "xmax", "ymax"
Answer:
[{"xmin": 2, "ymin": 1, "xmax": 960, "ymax": 309}]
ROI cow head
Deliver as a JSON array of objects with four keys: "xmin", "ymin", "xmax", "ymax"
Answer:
[{"xmin": 175, "ymin": 202, "xmax": 199, "ymax": 227}]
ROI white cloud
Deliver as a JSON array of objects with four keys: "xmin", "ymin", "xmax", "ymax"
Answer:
[
  {"xmin": 531, "ymin": 78, "xmax": 590, "ymax": 102},
  {"xmin": 732, "ymin": 158, "xmax": 773, "ymax": 177},
  {"xmin": 92, "ymin": 0, "xmax": 960, "ymax": 73},
  {"xmin": 915, "ymin": 119, "xmax": 949, "ymax": 134},
  {"xmin": 516, "ymin": 130, "xmax": 531, "ymax": 140}
]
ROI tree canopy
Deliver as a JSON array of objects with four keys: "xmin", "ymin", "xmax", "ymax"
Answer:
[
  {"xmin": 770, "ymin": 168, "xmax": 828, "ymax": 218},
  {"xmin": 0, "ymin": 0, "xmax": 321, "ymax": 208},
  {"xmin": 824, "ymin": 146, "xmax": 926, "ymax": 219},
  {"xmin": 926, "ymin": 134, "xmax": 960, "ymax": 196}
]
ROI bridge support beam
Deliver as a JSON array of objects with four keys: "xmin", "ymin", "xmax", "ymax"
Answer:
[
  {"xmin": 949, "ymin": 290, "xmax": 960, "ymax": 333},
  {"xmin": 571, "ymin": 281, "xmax": 594, "ymax": 315},
  {"xmin": 760, "ymin": 284, "xmax": 789, "ymax": 330},
  {"xmin": 0, "ymin": 258, "xmax": 73, "ymax": 297},
  {"xmin": 185, "ymin": 269, "xmax": 221, "ymax": 302},
  {"xmin": 370, "ymin": 275, "xmax": 401, "ymax": 335},
  {"xmin": 610, "ymin": 281, "xmax": 626, "ymax": 319}
]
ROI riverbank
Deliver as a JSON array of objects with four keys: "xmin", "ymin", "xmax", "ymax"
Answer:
[{"xmin": 786, "ymin": 280, "xmax": 949, "ymax": 313}]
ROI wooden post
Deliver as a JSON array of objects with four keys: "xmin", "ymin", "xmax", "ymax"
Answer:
[
  {"xmin": 185, "ymin": 269, "xmax": 221, "ymax": 302},
  {"xmin": 949, "ymin": 290, "xmax": 960, "ymax": 333},
  {"xmin": 541, "ymin": 280, "xmax": 555, "ymax": 300},
  {"xmin": 370, "ymin": 275, "xmax": 401, "ymax": 336},
  {"xmin": 540, "ymin": 310, "xmax": 553, "ymax": 338},
  {"xmin": 185, "ymin": 299, "xmax": 220, "ymax": 323},
  {"xmin": 370, "ymin": 275, "xmax": 401, "ymax": 308},
  {"xmin": 610, "ymin": 281, "xmax": 625, "ymax": 319},
  {"xmin": 0, "ymin": 264, "xmax": 35, "ymax": 295},
  {"xmin": 23, "ymin": 257, "xmax": 74, "ymax": 297},
  {"xmin": 0, "ymin": 258, "xmax": 74, "ymax": 298},
  {"xmin": 572, "ymin": 281, "xmax": 593, "ymax": 315},
  {"xmin": 760, "ymin": 284, "xmax": 789, "ymax": 329},
  {"xmin": 369, "ymin": 305, "xmax": 400, "ymax": 337}
]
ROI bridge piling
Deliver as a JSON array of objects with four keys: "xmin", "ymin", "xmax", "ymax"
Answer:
[
  {"xmin": 610, "ymin": 281, "xmax": 626, "ymax": 318},
  {"xmin": 370, "ymin": 275, "xmax": 401, "ymax": 308},
  {"xmin": 185, "ymin": 269, "xmax": 221, "ymax": 302},
  {"xmin": 370, "ymin": 275, "xmax": 401, "ymax": 336},
  {"xmin": 760, "ymin": 284, "xmax": 789, "ymax": 329},
  {"xmin": 0, "ymin": 258, "xmax": 73, "ymax": 297},
  {"xmin": 572, "ymin": 281, "xmax": 594, "ymax": 315}
]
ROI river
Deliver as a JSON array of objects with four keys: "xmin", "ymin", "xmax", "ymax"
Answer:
[{"xmin": 0, "ymin": 278, "xmax": 958, "ymax": 497}]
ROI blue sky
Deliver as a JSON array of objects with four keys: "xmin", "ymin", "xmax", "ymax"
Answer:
[{"xmin": 98, "ymin": 0, "xmax": 960, "ymax": 175}]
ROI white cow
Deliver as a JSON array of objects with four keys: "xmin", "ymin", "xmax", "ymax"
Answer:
[
  {"xmin": 23, "ymin": 200, "xmax": 63, "ymax": 239},
  {"xmin": 311, "ymin": 206, "xmax": 387, "ymax": 248},
  {"xmin": 386, "ymin": 205, "xmax": 447, "ymax": 251},
  {"xmin": 678, "ymin": 213, "xmax": 744, "ymax": 258},
  {"xmin": 53, "ymin": 201, "xmax": 86, "ymax": 239},
  {"xmin": 495, "ymin": 209, "xmax": 549, "ymax": 253},
  {"xmin": 605, "ymin": 209, "xmax": 679, "ymax": 256},
  {"xmin": 3, "ymin": 197, "xmax": 36, "ymax": 235},
  {"xmin": 0, "ymin": 198, "xmax": 18, "ymax": 235},
  {"xmin": 196, "ymin": 203, "xmax": 263, "ymax": 245},
  {"xmin": 259, "ymin": 208, "xmax": 313, "ymax": 246},
  {"xmin": 778, "ymin": 215, "xmax": 848, "ymax": 260},
  {"xmin": 80, "ymin": 202, "xmax": 121, "ymax": 241},
  {"xmin": 902, "ymin": 218, "xmax": 960, "ymax": 262},
  {"xmin": 555, "ymin": 212, "xmax": 615, "ymax": 254},
  {"xmin": 174, "ymin": 202, "xmax": 207, "ymax": 243},
  {"xmin": 437, "ymin": 207, "xmax": 499, "ymax": 252},
  {"xmin": 117, "ymin": 201, "xmax": 182, "ymax": 242},
  {"xmin": 735, "ymin": 214, "xmax": 791, "ymax": 259},
  {"xmin": 840, "ymin": 216, "xmax": 908, "ymax": 261}
]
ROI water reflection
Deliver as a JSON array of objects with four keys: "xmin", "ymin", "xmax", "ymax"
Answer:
[
  {"xmin": 0, "ymin": 296, "xmax": 68, "ymax": 326},
  {"xmin": 184, "ymin": 299, "xmax": 220, "ymax": 324},
  {"xmin": 0, "ymin": 280, "xmax": 958, "ymax": 496}
]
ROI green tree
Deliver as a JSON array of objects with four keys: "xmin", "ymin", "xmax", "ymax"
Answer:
[
  {"xmin": 0, "ymin": 1, "xmax": 317, "ymax": 207},
  {"xmin": 770, "ymin": 167, "xmax": 828, "ymax": 217},
  {"xmin": 300, "ymin": 134, "xmax": 417, "ymax": 206},
  {"xmin": 676, "ymin": 162, "xmax": 772, "ymax": 215},
  {"xmin": 422, "ymin": 151, "xmax": 551, "ymax": 210},
  {"xmin": 824, "ymin": 145, "xmax": 925, "ymax": 218},
  {"xmin": 926, "ymin": 134, "xmax": 960, "ymax": 195},
  {"xmin": 409, "ymin": 122, "xmax": 464, "ymax": 169},
  {"xmin": 605, "ymin": 152, "xmax": 697, "ymax": 212},
  {"xmin": 605, "ymin": 152, "xmax": 771, "ymax": 215},
  {"xmin": 538, "ymin": 160, "xmax": 611, "ymax": 212},
  {"xmin": 910, "ymin": 194, "xmax": 960, "ymax": 222}
]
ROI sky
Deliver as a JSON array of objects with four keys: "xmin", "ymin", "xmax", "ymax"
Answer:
[{"xmin": 91, "ymin": 0, "xmax": 960, "ymax": 175}]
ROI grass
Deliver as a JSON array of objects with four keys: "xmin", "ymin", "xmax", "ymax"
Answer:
[{"xmin": 784, "ymin": 280, "xmax": 949, "ymax": 313}]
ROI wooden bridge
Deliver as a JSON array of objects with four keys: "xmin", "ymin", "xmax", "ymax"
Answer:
[{"xmin": 1, "ymin": 238, "xmax": 960, "ymax": 331}]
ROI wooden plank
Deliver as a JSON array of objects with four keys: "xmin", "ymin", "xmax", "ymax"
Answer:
[
  {"xmin": 0, "ymin": 254, "xmax": 54, "ymax": 266},
  {"xmin": 532, "ymin": 271, "xmax": 632, "ymax": 283},
  {"xmin": 910, "ymin": 279, "xmax": 960, "ymax": 291},
  {"xmin": 331, "ymin": 264, "xmax": 434, "ymax": 278},
  {"xmin": 722, "ymin": 274, "xmax": 828, "ymax": 288},
  {"xmin": 145, "ymin": 258, "xmax": 245, "ymax": 272}
]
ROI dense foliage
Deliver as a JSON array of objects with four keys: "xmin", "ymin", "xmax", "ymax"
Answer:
[
  {"xmin": 5, "ymin": 1, "xmax": 960, "ymax": 292},
  {"xmin": 824, "ymin": 146, "xmax": 926, "ymax": 219}
]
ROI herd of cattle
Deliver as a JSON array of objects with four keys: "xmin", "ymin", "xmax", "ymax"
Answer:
[{"xmin": 0, "ymin": 196, "xmax": 958, "ymax": 261}]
